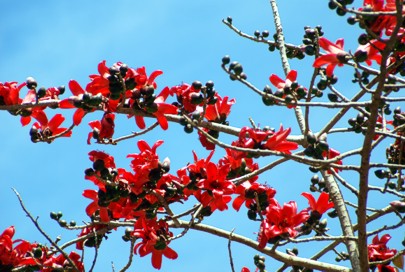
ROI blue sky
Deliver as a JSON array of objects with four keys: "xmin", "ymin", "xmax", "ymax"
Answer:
[{"xmin": 0, "ymin": 1, "xmax": 403, "ymax": 271}]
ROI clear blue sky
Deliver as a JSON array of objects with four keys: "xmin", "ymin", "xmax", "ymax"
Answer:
[{"xmin": 0, "ymin": 1, "xmax": 402, "ymax": 271}]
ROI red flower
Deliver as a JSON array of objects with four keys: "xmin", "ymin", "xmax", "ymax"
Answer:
[
  {"xmin": 85, "ymin": 150, "xmax": 117, "ymax": 190},
  {"xmin": 313, "ymin": 37, "xmax": 349, "ymax": 77},
  {"xmin": 270, "ymin": 70, "xmax": 297, "ymax": 91},
  {"xmin": 232, "ymin": 181, "xmax": 276, "ymax": 212},
  {"xmin": 31, "ymin": 113, "xmax": 72, "ymax": 143},
  {"xmin": 0, "ymin": 81, "xmax": 24, "ymax": 105},
  {"xmin": 368, "ymin": 234, "xmax": 397, "ymax": 261},
  {"xmin": 169, "ymin": 83, "xmax": 201, "ymax": 113},
  {"xmin": 301, "ymin": 192, "xmax": 334, "ymax": 219},
  {"xmin": 133, "ymin": 86, "xmax": 178, "ymax": 130},
  {"xmin": 87, "ymin": 112, "xmax": 115, "ymax": 144},
  {"xmin": 42, "ymin": 251, "xmax": 84, "ymax": 272},
  {"xmin": 237, "ymin": 127, "xmax": 270, "ymax": 149},
  {"xmin": 258, "ymin": 199, "xmax": 309, "ymax": 248},
  {"xmin": 355, "ymin": 39, "xmax": 385, "ymax": 66},
  {"xmin": 59, "ymin": 80, "xmax": 89, "ymax": 125},
  {"xmin": 262, "ymin": 125, "xmax": 298, "ymax": 154},
  {"xmin": 235, "ymin": 126, "xmax": 298, "ymax": 154},
  {"xmin": 76, "ymin": 224, "xmax": 108, "ymax": 250},
  {"xmin": 133, "ymin": 218, "xmax": 178, "ymax": 270},
  {"xmin": 368, "ymin": 234, "xmax": 398, "ymax": 272},
  {"xmin": 205, "ymin": 95, "xmax": 235, "ymax": 122},
  {"xmin": 195, "ymin": 161, "xmax": 235, "ymax": 211},
  {"xmin": 85, "ymin": 60, "xmax": 112, "ymax": 96},
  {"xmin": 83, "ymin": 189, "xmax": 111, "ymax": 222},
  {"xmin": 361, "ymin": 0, "xmax": 397, "ymax": 36},
  {"xmin": 126, "ymin": 140, "xmax": 163, "ymax": 185},
  {"xmin": 0, "ymin": 226, "xmax": 40, "ymax": 269}
]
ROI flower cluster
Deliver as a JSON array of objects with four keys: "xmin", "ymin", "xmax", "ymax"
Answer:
[{"xmin": 0, "ymin": 226, "xmax": 84, "ymax": 271}]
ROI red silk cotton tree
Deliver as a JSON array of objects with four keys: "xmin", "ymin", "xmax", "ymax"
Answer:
[{"xmin": 1, "ymin": 0, "xmax": 405, "ymax": 271}]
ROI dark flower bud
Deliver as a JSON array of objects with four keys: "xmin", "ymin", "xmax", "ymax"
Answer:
[
  {"xmin": 85, "ymin": 168, "xmax": 95, "ymax": 176},
  {"xmin": 394, "ymin": 106, "xmax": 401, "ymax": 114},
  {"xmin": 336, "ymin": 52, "xmax": 351, "ymax": 63},
  {"xmin": 311, "ymin": 174, "xmax": 320, "ymax": 184},
  {"xmin": 205, "ymin": 80, "xmax": 214, "ymax": 89},
  {"xmin": 59, "ymin": 220, "xmax": 67, "ymax": 227},
  {"xmin": 222, "ymin": 55, "xmax": 231, "ymax": 65},
  {"xmin": 356, "ymin": 112, "xmax": 365, "ymax": 124},
  {"xmin": 56, "ymin": 211, "xmax": 63, "ymax": 220},
  {"xmin": 247, "ymin": 209, "xmax": 257, "ymax": 220},
  {"xmin": 336, "ymin": 7, "xmax": 346, "ymax": 16},
  {"xmin": 57, "ymin": 85, "xmax": 65, "ymax": 95},
  {"xmin": 263, "ymin": 85, "xmax": 272, "ymax": 94},
  {"xmin": 82, "ymin": 93, "xmax": 92, "ymax": 103},
  {"xmin": 268, "ymin": 44, "xmax": 276, "ymax": 51},
  {"xmin": 328, "ymin": 93, "xmax": 339, "ymax": 102},
  {"xmin": 37, "ymin": 87, "xmax": 47, "ymax": 98},
  {"xmin": 190, "ymin": 93, "xmax": 203, "ymax": 105},
  {"xmin": 226, "ymin": 16, "xmax": 232, "ymax": 24},
  {"xmin": 319, "ymin": 218, "xmax": 328, "ymax": 228},
  {"xmin": 305, "ymin": 45, "xmax": 315, "ymax": 56},
  {"xmin": 109, "ymin": 66, "xmax": 120, "ymax": 75},
  {"xmin": 327, "ymin": 209, "xmax": 338, "ymax": 218},
  {"xmin": 390, "ymin": 201, "xmax": 405, "ymax": 213},
  {"xmin": 256, "ymin": 260, "xmax": 265, "ymax": 270},
  {"xmin": 358, "ymin": 33, "xmax": 369, "ymax": 45},
  {"xmin": 33, "ymin": 248, "xmax": 43, "ymax": 258},
  {"xmin": 354, "ymin": 50, "xmax": 368, "ymax": 62},
  {"xmin": 262, "ymin": 95, "xmax": 275, "ymax": 106},
  {"xmin": 93, "ymin": 159, "xmax": 105, "ymax": 171},
  {"xmin": 347, "ymin": 16, "xmax": 357, "ymax": 25},
  {"xmin": 374, "ymin": 169, "xmax": 388, "ymax": 179},
  {"xmin": 50, "ymin": 212, "xmax": 58, "ymax": 220},
  {"xmin": 161, "ymin": 157, "xmax": 171, "ymax": 173},
  {"xmin": 184, "ymin": 124, "xmax": 193, "ymax": 134},
  {"xmin": 119, "ymin": 63, "xmax": 128, "ymax": 77},
  {"xmin": 262, "ymin": 30, "xmax": 270, "ymax": 38},
  {"xmin": 328, "ymin": 0, "xmax": 338, "ymax": 10},
  {"xmin": 26, "ymin": 77, "xmax": 37, "ymax": 89},
  {"xmin": 232, "ymin": 63, "xmax": 243, "ymax": 75},
  {"xmin": 304, "ymin": 146, "xmax": 316, "ymax": 157}
]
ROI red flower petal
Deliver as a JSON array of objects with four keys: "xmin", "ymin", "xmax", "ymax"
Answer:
[
  {"xmin": 152, "ymin": 251, "xmax": 163, "ymax": 270},
  {"xmin": 147, "ymin": 70, "xmax": 163, "ymax": 85},
  {"xmin": 301, "ymin": 192, "xmax": 316, "ymax": 210},
  {"xmin": 135, "ymin": 115, "xmax": 146, "ymax": 129},
  {"xmin": 73, "ymin": 108, "xmax": 86, "ymax": 126},
  {"xmin": 48, "ymin": 114, "xmax": 65, "ymax": 132},
  {"xmin": 68, "ymin": 80, "xmax": 85, "ymax": 96},
  {"xmin": 269, "ymin": 74, "xmax": 285, "ymax": 89},
  {"xmin": 59, "ymin": 98, "xmax": 76, "ymax": 109},
  {"xmin": 20, "ymin": 116, "xmax": 31, "ymax": 126},
  {"xmin": 286, "ymin": 70, "xmax": 297, "ymax": 82},
  {"xmin": 97, "ymin": 60, "xmax": 109, "ymax": 76}
]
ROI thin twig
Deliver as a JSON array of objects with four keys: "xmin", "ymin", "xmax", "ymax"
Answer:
[
  {"xmin": 119, "ymin": 237, "xmax": 136, "ymax": 272},
  {"xmin": 12, "ymin": 188, "xmax": 80, "ymax": 272},
  {"xmin": 228, "ymin": 229, "xmax": 236, "ymax": 272}
]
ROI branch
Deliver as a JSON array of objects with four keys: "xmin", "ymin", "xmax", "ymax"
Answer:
[{"xmin": 169, "ymin": 220, "xmax": 351, "ymax": 272}]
